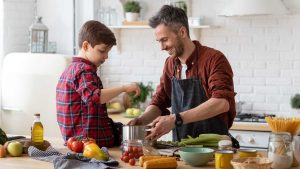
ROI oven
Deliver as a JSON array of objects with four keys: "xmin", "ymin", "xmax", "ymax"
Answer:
[{"xmin": 230, "ymin": 113, "xmax": 275, "ymax": 149}]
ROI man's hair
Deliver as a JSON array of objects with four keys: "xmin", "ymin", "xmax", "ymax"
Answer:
[
  {"xmin": 149, "ymin": 5, "xmax": 190, "ymax": 38},
  {"xmin": 78, "ymin": 20, "xmax": 116, "ymax": 48}
]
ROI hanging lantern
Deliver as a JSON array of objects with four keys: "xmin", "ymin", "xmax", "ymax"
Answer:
[{"xmin": 29, "ymin": 16, "xmax": 48, "ymax": 53}]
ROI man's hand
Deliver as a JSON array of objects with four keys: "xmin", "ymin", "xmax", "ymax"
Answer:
[
  {"xmin": 127, "ymin": 117, "xmax": 144, "ymax": 125},
  {"xmin": 123, "ymin": 83, "xmax": 140, "ymax": 96},
  {"xmin": 145, "ymin": 114, "xmax": 176, "ymax": 141}
]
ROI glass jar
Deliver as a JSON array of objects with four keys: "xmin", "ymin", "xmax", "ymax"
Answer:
[
  {"xmin": 268, "ymin": 132, "xmax": 293, "ymax": 169},
  {"xmin": 121, "ymin": 139, "xmax": 144, "ymax": 159}
]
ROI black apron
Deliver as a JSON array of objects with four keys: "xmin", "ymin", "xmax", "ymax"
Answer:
[{"xmin": 171, "ymin": 61, "xmax": 229, "ymax": 142}]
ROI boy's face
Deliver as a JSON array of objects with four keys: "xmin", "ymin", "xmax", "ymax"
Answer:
[{"xmin": 84, "ymin": 42, "xmax": 112, "ymax": 67}]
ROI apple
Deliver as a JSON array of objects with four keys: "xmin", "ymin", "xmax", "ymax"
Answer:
[
  {"xmin": 133, "ymin": 108, "xmax": 141, "ymax": 116},
  {"xmin": 126, "ymin": 108, "xmax": 134, "ymax": 116},
  {"xmin": 7, "ymin": 141, "xmax": 23, "ymax": 157}
]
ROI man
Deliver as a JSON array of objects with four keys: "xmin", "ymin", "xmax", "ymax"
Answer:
[{"xmin": 128, "ymin": 5, "xmax": 236, "ymax": 142}]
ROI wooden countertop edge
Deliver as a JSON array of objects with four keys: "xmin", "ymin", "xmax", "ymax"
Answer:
[{"xmin": 231, "ymin": 122, "xmax": 272, "ymax": 132}]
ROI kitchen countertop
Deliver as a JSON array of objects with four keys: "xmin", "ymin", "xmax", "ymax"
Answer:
[
  {"xmin": 0, "ymin": 137, "xmax": 215, "ymax": 169},
  {"xmin": 2, "ymin": 137, "xmax": 299, "ymax": 169},
  {"xmin": 0, "ymin": 114, "xmax": 276, "ymax": 169},
  {"xmin": 109, "ymin": 113, "xmax": 273, "ymax": 132}
]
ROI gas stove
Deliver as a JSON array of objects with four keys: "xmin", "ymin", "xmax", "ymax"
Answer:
[{"xmin": 234, "ymin": 113, "xmax": 276, "ymax": 123}]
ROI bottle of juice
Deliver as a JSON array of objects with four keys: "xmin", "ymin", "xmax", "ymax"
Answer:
[{"xmin": 31, "ymin": 113, "xmax": 44, "ymax": 149}]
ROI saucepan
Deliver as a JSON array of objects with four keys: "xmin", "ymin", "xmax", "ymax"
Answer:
[{"xmin": 122, "ymin": 125, "xmax": 151, "ymax": 141}]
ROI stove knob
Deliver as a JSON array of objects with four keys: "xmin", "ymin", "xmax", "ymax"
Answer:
[
  {"xmin": 235, "ymin": 135, "xmax": 242, "ymax": 142},
  {"xmin": 248, "ymin": 137, "xmax": 255, "ymax": 144}
]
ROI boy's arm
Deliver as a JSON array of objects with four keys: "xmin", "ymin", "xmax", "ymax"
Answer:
[{"xmin": 100, "ymin": 83, "xmax": 140, "ymax": 104}]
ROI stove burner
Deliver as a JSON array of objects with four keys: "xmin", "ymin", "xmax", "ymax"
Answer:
[{"xmin": 234, "ymin": 113, "xmax": 276, "ymax": 123}]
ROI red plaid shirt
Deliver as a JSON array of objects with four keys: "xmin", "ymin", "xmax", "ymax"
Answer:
[{"xmin": 56, "ymin": 57, "xmax": 115, "ymax": 147}]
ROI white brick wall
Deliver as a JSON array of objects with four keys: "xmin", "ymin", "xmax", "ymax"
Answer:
[
  {"xmin": 2, "ymin": 0, "xmax": 300, "ymax": 117},
  {"xmin": 101, "ymin": 0, "xmax": 300, "ymax": 117}
]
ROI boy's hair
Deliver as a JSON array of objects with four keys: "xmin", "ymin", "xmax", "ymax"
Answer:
[
  {"xmin": 149, "ymin": 5, "xmax": 190, "ymax": 38},
  {"xmin": 78, "ymin": 20, "xmax": 116, "ymax": 48}
]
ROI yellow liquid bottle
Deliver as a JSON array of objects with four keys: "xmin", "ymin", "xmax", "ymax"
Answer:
[{"xmin": 31, "ymin": 113, "xmax": 44, "ymax": 149}]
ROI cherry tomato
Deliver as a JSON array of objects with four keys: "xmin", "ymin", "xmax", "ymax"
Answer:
[
  {"xmin": 67, "ymin": 137, "xmax": 76, "ymax": 150},
  {"xmin": 128, "ymin": 146, "xmax": 134, "ymax": 153},
  {"xmin": 71, "ymin": 140, "xmax": 84, "ymax": 153},
  {"xmin": 123, "ymin": 155, "xmax": 130, "ymax": 163},
  {"xmin": 133, "ymin": 147, "xmax": 139, "ymax": 153},
  {"xmin": 123, "ymin": 151, "xmax": 129, "ymax": 157},
  {"xmin": 129, "ymin": 159, "xmax": 136, "ymax": 166},
  {"xmin": 128, "ymin": 153, "xmax": 134, "ymax": 159},
  {"xmin": 134, "ymin": 153, "xmax": 140, "ymax": 159}
]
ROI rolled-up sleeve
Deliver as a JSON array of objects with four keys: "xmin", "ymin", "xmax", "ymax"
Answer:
[
  {"xmin": 208, "ymin": 53, "xmax": 236, "ymax": 102},
  {"xmin": 76, "ymin": 70, "xmax": 101, "ymax": 105}
]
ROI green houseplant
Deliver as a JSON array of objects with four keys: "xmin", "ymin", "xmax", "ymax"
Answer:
[
  {"xmin": 291, "ymin": 94, "xmax": 300, "ymax": 109},
  {"xmin": 123, "ymin": 1, "xmax": 141, "ymax": 22}
]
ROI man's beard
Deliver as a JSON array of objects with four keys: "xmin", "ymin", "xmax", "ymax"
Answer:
[{"xmin": 174, "ymin": 36, "xmax": 184, "ymax": 58}]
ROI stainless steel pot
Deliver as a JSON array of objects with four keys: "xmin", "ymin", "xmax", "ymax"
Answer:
[{"xmin": 122, "ymin": 125, "xmax": 151, "ymax": 141}]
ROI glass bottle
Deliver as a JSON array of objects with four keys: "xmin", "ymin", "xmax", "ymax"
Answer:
[
  {"xmin": 268, "ymin": 132, "xmax": 293, "ymax": 169},
  {"xmin": 31, "ymin": 113, "xmax": 44, "ymax": 149}
]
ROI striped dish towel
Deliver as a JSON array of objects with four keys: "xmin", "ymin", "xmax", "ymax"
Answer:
[{"xmin": 28, "ymin": 146, "xmax": 119, "ymax": 169}]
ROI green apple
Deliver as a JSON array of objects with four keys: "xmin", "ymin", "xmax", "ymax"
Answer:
[
  {"xmin": 133, "ymin": 108, "xmax": 141, "ymax": 116},
  {"xmin": 7, "ymin": 141, "xmax": 23, "ymax": 157},
  {"xmin": 126, "ymin": 108, "xmax": 134, "ymax": 116}
]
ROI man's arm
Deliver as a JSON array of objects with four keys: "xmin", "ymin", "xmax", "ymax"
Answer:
[{"xmin": 180, "ymin": 97, "xmax": 229, "ymax": 124}]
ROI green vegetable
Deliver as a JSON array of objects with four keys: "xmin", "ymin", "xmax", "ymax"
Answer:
[
  {"xmin": 129, "ymin": 82, "xmax": 153, "ymax": 108},
  {"xmin": 178, "ymin": 134, "xmax": 230, "ymax": 147},
  {"xmin": 0, "ymin": 128, "xmax": 8, "ymax": 145}
]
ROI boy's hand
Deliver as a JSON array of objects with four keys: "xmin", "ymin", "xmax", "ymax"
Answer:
[{"xmin": 123, "ymin": 83, "xmax": 141, "ymax": 96}]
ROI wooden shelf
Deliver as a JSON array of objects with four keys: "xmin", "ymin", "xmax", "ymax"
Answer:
[
  {"xmin": 109, "ymin": 25, "xmax": 211, "ymax": 29},
  {"xmin": 109, "ymin": 25, "xmax": 212, "ymax": 52}
]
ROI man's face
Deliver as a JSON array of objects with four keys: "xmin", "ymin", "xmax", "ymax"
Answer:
[
  {"xmin": 85, "ymin": 43, "xmax": 112, "ymax": 67},
  {"xmin": 154, "ymin": 24, "xmax": 184, "ymax": 58}
]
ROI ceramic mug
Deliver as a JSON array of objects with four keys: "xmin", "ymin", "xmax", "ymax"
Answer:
[
  {"xmin": 238, "ymin": 149, "xmax": 261, "ymax": 158},
  {"xmin": 215, "ymin": 150, "xmax": 234, "ymax": 169}
]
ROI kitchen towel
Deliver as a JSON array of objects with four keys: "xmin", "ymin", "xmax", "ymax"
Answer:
[{"xmin": 28, "ymin": 146, "xmax": 119, "ymax": 169}]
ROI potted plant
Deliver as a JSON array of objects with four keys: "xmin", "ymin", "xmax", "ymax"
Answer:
[
  {"xmin": 123, "ymin": 0, "xmax": 141, "ymax": 22},
  {"xmin": 291, "ymin": 94, "xmax": 300, "ymax": 109}
]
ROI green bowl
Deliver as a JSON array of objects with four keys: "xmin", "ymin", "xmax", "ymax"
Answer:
[{"xmin": 179, "ymin": 147, "xmax": 214, "ymax": 166}]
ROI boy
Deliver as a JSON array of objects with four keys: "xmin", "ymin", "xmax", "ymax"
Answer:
[{"xmin": 56, "ymin": 20, "xmax": 140, "ymax": 147}]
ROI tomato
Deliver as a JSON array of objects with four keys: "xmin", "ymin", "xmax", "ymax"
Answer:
[
  {"xmin": 128, "ymin": 146, "xmax": 134, "ymax": 153},
  {"xmin": 123, "ymin": 151, "xmax": 129, "ymax": 157},
  {"xmin": 128, "ymin": 153, "xmax": 134, "ymax": 159},
  {"xmin": 71, "ymin": 140, "xmax": 84, "ymax": 153},
  {"xmin": 123, "ymin": 155, "xmax": 130, "ymax": 163},
  {"xmin": 129, "ymin": 159, "xmax": 135, "ymax": 166},
  {"xmin": 67, "ymin": 137, "xmax": 76, "ymax": 150},
  {"xmin": 134, "ymin": 153, "xmax": 140, "ymax": 159},
  {"xmin": 133, "ymin": 146, "xmax": 139, "ymax": 153},
  {"xmin": 82, "ymin": 137, "xmax": 96, "ymax": 144}
]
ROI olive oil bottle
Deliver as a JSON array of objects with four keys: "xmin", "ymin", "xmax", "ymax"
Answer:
[{"xmin": 31, "ymin": 113, "xmax": 44, "ymax": 149}]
